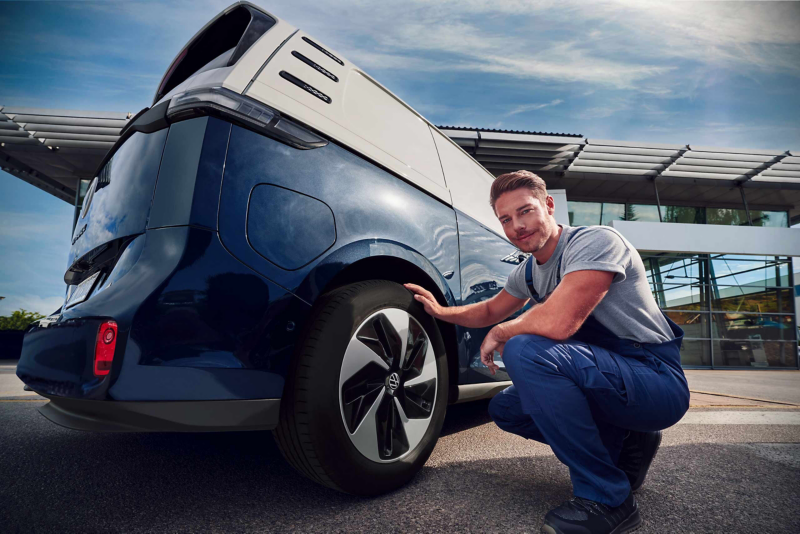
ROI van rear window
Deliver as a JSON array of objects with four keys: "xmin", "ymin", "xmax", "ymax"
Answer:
[{"xmin": 155, "ymin": 5, "xmax": 276, "ymax": 103}]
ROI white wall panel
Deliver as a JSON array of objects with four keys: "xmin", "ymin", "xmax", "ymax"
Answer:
[
  {"xmin": 610, "ymin": 221, "xmax": 800, "ymax": 256},
  {"xmin": 550, "ymin": 189, "xmax": 569, "ymax": 226}
]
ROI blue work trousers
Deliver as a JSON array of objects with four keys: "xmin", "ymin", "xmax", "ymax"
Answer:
[{"xmin": 489, "ymin": 334, "xmax": 689, "ymax": 506}]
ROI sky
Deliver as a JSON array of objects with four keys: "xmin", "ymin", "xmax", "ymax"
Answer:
[{"xmin": 1, "ymin": 0, "xmax": 799, "ymax": 315}]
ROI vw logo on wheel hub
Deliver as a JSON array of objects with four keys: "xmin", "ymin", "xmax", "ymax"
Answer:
[{"xmin": 387, "ymin": 372, "xmax": 400, "ymax": 391}]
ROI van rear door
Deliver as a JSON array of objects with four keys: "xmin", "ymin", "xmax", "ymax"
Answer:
[{"xmin": 66, "ymin": 128, "xmax": 168, "ymax": 287}]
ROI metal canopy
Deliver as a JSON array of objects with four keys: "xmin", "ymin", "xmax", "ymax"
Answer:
[
  {"xmin": 1, "ymin": 106, "xmax": 798, "ymax": 220},
  {"xmin": 0, "ymin": 106, "xmax": 131, "ymax": 203},
  {"xmin": 440, "ymin": 128, "xmax": 800, "ymax": 218}
]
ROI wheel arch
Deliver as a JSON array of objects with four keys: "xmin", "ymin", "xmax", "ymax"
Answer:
[{"xmin": 301, "ymin": 241, "xmax": 461, "ymax": 404}]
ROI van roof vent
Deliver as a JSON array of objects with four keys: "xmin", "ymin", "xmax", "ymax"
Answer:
[
  {"xmin": 279, "ymin": 72, "xmax": 332, "ymax": 104},
  {"xmin": 301, "ymin": 37, "xmax": 344, "ymax": 66},
  {"xmin": 292, "ymin": 51, "xmax": 339, "ymax": 82}
]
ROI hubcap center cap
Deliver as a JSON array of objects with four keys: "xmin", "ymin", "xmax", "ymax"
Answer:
[{"xmin": 387, "ymin": 372, "xmax": 400, "ymax": 391}]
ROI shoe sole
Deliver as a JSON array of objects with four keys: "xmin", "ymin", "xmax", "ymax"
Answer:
[
  {"xmin": 541, "ymin": 508, "xmax": 642, "ymax": 534},
  {"xmin": 631, "ymin": 431, "xmax": 662, "ymax": 493}
]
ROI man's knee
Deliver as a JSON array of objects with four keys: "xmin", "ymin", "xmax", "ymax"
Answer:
[
  {"xmin": 489, "ymin": 387, "xmax": 545, "ymax": 441},
  {"xmin": 488, "ymin": 387, "xmax": 520, "ymax": 425}
]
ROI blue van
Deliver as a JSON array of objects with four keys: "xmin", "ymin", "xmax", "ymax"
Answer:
[{"xmin": 17, "ymin": 2, "xmax": 523, "ymax": 495}]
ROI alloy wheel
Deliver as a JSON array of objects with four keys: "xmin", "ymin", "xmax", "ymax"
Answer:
[{"xmin": 338, "ymin": 308, "xmax": 438, "ymax": 463}]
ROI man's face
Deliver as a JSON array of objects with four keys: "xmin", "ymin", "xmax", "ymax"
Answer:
[{"xmin": 494, "ymin": 188, "xmax": 556, "ymax": 253}]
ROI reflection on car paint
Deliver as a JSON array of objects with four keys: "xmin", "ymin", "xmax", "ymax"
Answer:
[
  {"xmin": 454, "ymin": 211, "xmax": 527, "ymax": 383},
  {"xmin": 218, "ymin": 124, "xmax": 461, "ymax": 306}
]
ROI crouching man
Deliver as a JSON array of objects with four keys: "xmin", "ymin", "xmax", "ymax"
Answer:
[{"xmin": 406, "ymin": 170, "xmax": 689, "ymax": 534}]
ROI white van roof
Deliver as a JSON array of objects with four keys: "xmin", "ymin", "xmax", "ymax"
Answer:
[{"xmin": 159, "ymin": 2, "xmax": 504, "ymax": 236}]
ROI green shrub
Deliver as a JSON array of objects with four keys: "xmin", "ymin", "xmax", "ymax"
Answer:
[{"xmin": 0, "ymin": 309, "xmax": 46, "ymax": 331}]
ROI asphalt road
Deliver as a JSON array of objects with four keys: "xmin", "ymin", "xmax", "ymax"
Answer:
[{"xmin": 2, "ymin": 399, "xmax": 799, "ymax": 533}]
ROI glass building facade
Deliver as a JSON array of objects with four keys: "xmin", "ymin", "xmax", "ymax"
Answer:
[
  {"xmin": 642, "ymin": 254, "xmax": 797, "ymax": 368},
  {"xmin": 568, "ymin": 201, "xmax": 789, "ymax": 228},
  {"xmin": 568, "ymin": 201, "xmax": 797, "ymax": 369}
]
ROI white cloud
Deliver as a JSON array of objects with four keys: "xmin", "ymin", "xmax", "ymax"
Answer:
[
  {"xmin": 277, "ymin": 0, "xmax": 800, "ymax": 93},
  {"xmin": 506, "ymin": 99, "xmax": 564, "ymax": 117},
  {"xmin": 12, "ymin": 0, "xmax": 798, "ymax": 101}
]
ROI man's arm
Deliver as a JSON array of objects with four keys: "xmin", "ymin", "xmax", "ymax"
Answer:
[
  {"xmin": 479, "ymin": 269, "xmax": 614, "ymax": 373},
  {"xmin": 404, "ymin": 284, "xmax": 527, "ymax": 329}
]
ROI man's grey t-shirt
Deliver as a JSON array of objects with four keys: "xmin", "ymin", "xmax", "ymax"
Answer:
[{"xmin": 504, "ymin": 225, "xmax": 674, "ymax": 344}]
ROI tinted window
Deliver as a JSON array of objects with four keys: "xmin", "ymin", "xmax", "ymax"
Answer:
[
  {"xmin": 626, "ymin": 204, "xmax": 661, "ymax": 222},
  {"xmin": 69, "ymin": 129, "xmax": 168, "ymax": 265},
  {"xmin": 600, "ymin": 203, "xmax": 626, "ymax": 226},
  {"xmin": 568, "ymin": 201, "xmax": 601, "ymax": 226},
  {"xmin": 707, "ymin": 208, "xmax": 789, "ymax": 227},
  {"xmin": 567, "ymin": 201, "xmax": 625, "ymax": 227}
]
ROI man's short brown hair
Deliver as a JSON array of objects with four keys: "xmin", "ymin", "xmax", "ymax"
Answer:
[{"xmin": 490, "ymin": 170, "xmax": 548, "ymax": 211}]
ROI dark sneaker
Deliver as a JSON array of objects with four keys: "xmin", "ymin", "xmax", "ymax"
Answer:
[
  {"xmin": 542, "ymin": 493, "xmax": 641, "ymax": 534},
  {"xmin": 617, "ymin": 430, "xmax": 662, "ymax": 493}
]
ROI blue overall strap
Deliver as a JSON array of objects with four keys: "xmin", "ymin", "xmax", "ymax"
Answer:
[{"xmin": 524, "ymin": 256, "xmax": 540, "ymax": 302}]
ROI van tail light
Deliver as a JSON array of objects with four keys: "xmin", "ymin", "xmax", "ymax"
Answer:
[
  {"xmin": 94, "ymin": 320, "xmax": 118, "ymax": 376},
  {"xmin": 166, "ymin": 86, "xmax": 328, "ymax": 150}
]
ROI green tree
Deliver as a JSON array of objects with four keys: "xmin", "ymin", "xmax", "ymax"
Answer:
[{"xmin": 0, "ymin": 309, "xmax": 46, "ymax": 331}]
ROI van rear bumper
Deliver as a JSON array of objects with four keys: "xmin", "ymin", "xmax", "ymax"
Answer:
[{"xmin": 38, "ymin": 394, "xmax": 281, "ymax": 432}]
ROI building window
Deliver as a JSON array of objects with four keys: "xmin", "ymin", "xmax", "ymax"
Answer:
[
  {"xmin": 568, "ymin": 201, "xmax": 601, "ymax": 226},
  {"xmin": 663, "ymin": 205, "xmax": 706, "ymax": 224},
  {"xmin": 707, "ymin": 208, "xmax": 788, "ymax": 228},
  {"xmin": 641, "ymin": 253, "xmax": 797, "ymax": 369},
  {"xmin": 601, "ymin": 203, "xmax": 626, "ymax": 226},
  {"xmin": 628, "ymin": 204, "xmax": 706, "ymax": 224},
  {"xmin": 626, "ymin": 204, "xmax": 661, "ymax": 223},
  {"xmin": 568, "ymin": 201, "xmax": 625, "ymax": 226},
  {"xmin": 568, "ymin": 202, "xmax": 788, "ymax": 228}
]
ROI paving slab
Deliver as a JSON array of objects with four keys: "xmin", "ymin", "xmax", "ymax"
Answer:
[
  {"xmin": 685, "ymin": 369, "xmax": 800, "ymax": 405},
  {"xmin": 689, "ymin": 391, "xmax": 770, "ymax": 407},
  {"xmin": 0, "ymin": 360, "xmax": 44, "ymax": 400}
]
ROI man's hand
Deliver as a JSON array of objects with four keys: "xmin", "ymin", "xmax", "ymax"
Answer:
[
  {"xmin": 404, "ymin": 283, "xmax": 445, "ymax": 319},
  {"xmin": 480, "ymin": 326, "xmax": 505, "ymax": 375}
]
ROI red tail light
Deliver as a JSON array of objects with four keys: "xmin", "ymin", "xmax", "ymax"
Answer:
[{"xmin": 94, "ymin": 320, "xmax": 118, "ymax": 376}]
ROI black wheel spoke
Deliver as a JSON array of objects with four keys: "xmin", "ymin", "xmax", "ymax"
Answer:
[
  {"xmin": 356, "ymin": 313, "xmax": 402, "ymax": 368},
  {"xmin": 341, "ymin": 362, "xmax": 387, "ymax": 433},
  {"xmin": 400, "ymin": 378, "xmax": 436, "ymax": 419},
  {"xmin": 402, "ymin": 335, "xmax": 428, "ymax": 380},
  {"xmin": 376, "ymin": 394, "xmax": 409, "ymax": 460}
]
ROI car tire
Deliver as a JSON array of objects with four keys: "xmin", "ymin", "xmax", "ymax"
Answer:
[{"xmin": 274, "ymin": 280, "xmax": 448, "ymax": 496}]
